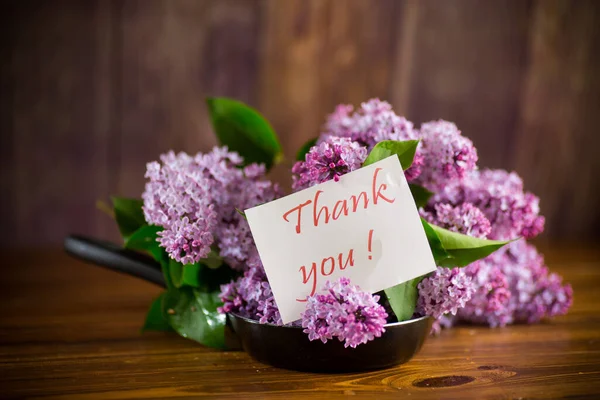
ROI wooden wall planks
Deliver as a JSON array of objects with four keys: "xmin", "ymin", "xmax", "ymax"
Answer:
[
  {"xmin": 258, "ymin": 0, "xmax": 397, "ymax": 184},
  {"xmin": 513, "ymin": 0, "xmax": 600, "ymax": 241},
  {"xmin": 4, "ymin": 1, "xmax": 116, "ymax": 244},
  {"xmin": 1, "ymin": 0, "xmax": 599, "ymax": 245},
  {"xmin": 395, "ymin": 0, "xmax": 533, "ymax": 169}
]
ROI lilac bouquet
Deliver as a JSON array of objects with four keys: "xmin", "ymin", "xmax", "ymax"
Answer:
[{"xmin": 110, "ymin": 98, "xmax": 572, "ymax": 348}]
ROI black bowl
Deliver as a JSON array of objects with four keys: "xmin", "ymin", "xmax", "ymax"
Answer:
[{"xmin": 226, "ymin": 313, "xmax": 432, "ymax": 372}]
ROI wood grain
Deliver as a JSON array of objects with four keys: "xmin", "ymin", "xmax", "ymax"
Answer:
[
  {"xmin": 513, "ymin": 0, "xmax": 600, "ymax": 242},
  {"xmin": 393, "ymin": 0, "xmax": 533, "ymax": 170},
  {"xmin": 258, "ymin": 0, "xmax": 397, "ymax": 186},
  {"xmin": 117, "ymin": 0, "xmax": 261, "ymax": 198},
  {"xmin": 3, "ymin": 1, "xmax": 117, "ymax": 244},
  {"xmin": 1, "ymin": 0, "xmax": 600, "ymax": 245},
  {"xmin": 0, "ymin": 245, "xmax": 598, "ymax": 398}
]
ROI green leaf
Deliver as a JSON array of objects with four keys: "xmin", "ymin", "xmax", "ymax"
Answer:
[
  {"xmin": 420, "ymin": 218, "xmax": 451, "ymax": 266},
  {"xmin": 142, "ymin": 293, "xmax": 173, "ymax": 332},
  {"xmin": 111, "ymin": 197, "xmax": 146, "ymax": 241},
  {"xmin": 125, "ymin": 225, "xmax": 173, "ymax": 289},
  {"xmin": 206, "ymin": 97, "xmax": 283, "ymax": 169},
  {"xmin": 384, "ymin": 276, "xmax": 425, "ymax": 322},
  {"xmin": 169, "ymin": 256, "xmax": 237, "ymax": 290},
  {"xmin": 422, "ymin": 219, "xmax": 511, "ymax": 267},
  {"xmin": 409, "ymin": 184, "xmax": 434, "ymax": 208},
  {"xmin": 163, "ymin": 287, "xmax": 226, "ymax": 348},
  {"xmin": 125, "ymin": 225, "xmax": 163, "ymax": 261},
  {"xmin": 170, "ymin": 261, "xmax": 202, "ymax": 289},
  {"xmin": 362, "ymin": 140, "xmax": 419, "ymax": 170},
  {"xmin": 296, "ymin": 137, "xmax": 318, "ymax": 161}
]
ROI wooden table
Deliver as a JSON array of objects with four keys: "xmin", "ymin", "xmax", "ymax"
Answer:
[{"xmin": 1, "ymin": 245, "xmax": 599, "ymax": 399}]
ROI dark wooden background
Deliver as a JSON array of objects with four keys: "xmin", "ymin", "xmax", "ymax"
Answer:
[{"xmin": 1, "ymin": 0, "xmax": 599, "ymax": 247}]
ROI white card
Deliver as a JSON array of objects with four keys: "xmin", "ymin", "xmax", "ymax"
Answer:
[{"xmin": 245, "ymin": 156, "xmax": 436, "ymax": 324}]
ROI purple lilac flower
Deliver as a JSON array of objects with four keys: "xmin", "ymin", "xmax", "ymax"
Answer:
[
  {"xmin": 457, "ymin": 260, "xmax": 512, "ymax": 327},
  {"xmin": 489, "ymin": 240, "xmax": 572, "ymax": 324},
  {"xmin": 321, "ymin": 99, "xmax": 422, "ymax": 181},
  {"xmin": 323, "ymin": 99, "xmax": 418, "ymax": 148},
  {"xmin": 404, "ymin": 152, "xmax": 424, "ymax": 182},
  {"xmin": 257, "ymin": 288, "xmax": 283, "ymax": 325},
  {"xmin": 218, "ymin": 257, "xmax": 266, "ymax": 319},
  {"xmin": 430, "ymin": 315, "xmax": 455, "ymax": 335},
  {"xmin": 215, "ymin": 163, "xmax": 281, "ymax": 270},
  {"xmin": 218, "ymin": 254, "xmax": 298, "ymax": 326},
  {"xmin": 292, "ymin": 136, "xmax": 368, "ymax": 191},
  {"xmin": 143, "ymin": 147, "xmax": 281, "ymax": 267},
  {"xmin": 454, "ymin": 240, "xmax": 572, "ymax": 327},
  {"xmin": 416, "ymin": 267, "xmax": 476, "ymax": 320},
  {"xmin": 420, "ymin": 203, "xmax": 492, "ymax": 239},
  {"xmin": 413, "ymin": 120, "xmax": 478, "ymax": 192},
  {"xmin": 301, "ymin": 277, "xmax": 388, "ymax": 348},
  {"xmin": 142, "ymin": 151, "xmax": 219, "ymax": 264},
  {"xmin": 432, "ymin": 169, "xmax": 545, "ymax": 240}
]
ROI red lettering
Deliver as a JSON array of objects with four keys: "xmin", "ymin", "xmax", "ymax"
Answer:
[
  {"xmin": 296, "ymin": 248, "xmax": 356, "ymax": 302},
  {"xmin": 332, "ymin": 200, "xmax": 349, "ymax": 220},
  {"xmin": 283, "ymin": 199, "xmax": 312, "ymax": 234},
  {"xmin": 350, "ymin": 191, "xmax": 369, "ymax": 211},
  {"xmin": 372, "ymin": 167, "xmax": 396, "ymax": 205},
  {"xmin": 312, "ymin": 190, "xmax": 330, "ymax": 227},
  {"xmin": 320, "ymin": 257, "xmax": 335, "ymax": 276},
  {"xmin": 338, "ymin": 249, "xmax": 355, "ymax": 270},
  {"xmin": 296, "ymin": 263, "xmax": 317, "ymax": 302}
]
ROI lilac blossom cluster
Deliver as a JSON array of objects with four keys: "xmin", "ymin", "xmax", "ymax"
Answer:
[
  {"xmin": 301, "ymin": 277, "xmax": 388, "ymax": 348},
  {"xmin": 323, "ymin": 99, "xmax": 418, "ymax": 149},
  {"xmin": 415, "ymin": 267, "xmax": 477, "ymax": 334},
  {"xmin": 457, "ymin": 240, "xmax": 573, "ymax": 326},
  {"xmin": 205, "ymin": 98, "xmax": 571, "ymax": 344},
  {"xmin": 142, "ymin": 147, "xmax": 280, "ymax": 268},
  {"xmin": 421, "ymin": 194, "xmax": 571, "ymax": 330},
  {"xmin": 320, "ymin": 99, "xmax": 478, "ymax": 186},
  {"xmin": 431, "ymin": 169, "xmax": 545, "ymax": 240},
  {"xmin": 218, "ymin": 255, "xmax": 284, "ymax": 325},
  {"xmin": 416, "ymin": 267, "xmax": 476, "ymax": 320},
  {"xmin": 411, "ymin": 120, "xmax": 478, "ymax": 192},
  {"xmin": 420, "ymin": 203, "xmax": 492, "ymax": 239},
  {"xmin": 292, "ymin": 136, "xmax": 367, "ymax": 191},
  {"xmin": 321, "ymin": 99, "xmax": 423, "ymax": 182},
  {"xmin": 456, "ymin": 260, "xmax": 512, "ymax": 327}
]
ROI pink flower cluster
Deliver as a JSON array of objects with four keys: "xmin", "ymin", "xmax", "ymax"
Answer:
[
  {"xmin": 218, "ymin": 255, "xmax": 285, "ymax": 325},
  {"xmin": 420, "ymin": 203, "xmax": 492, "ymax": 239},
  {"xmin": 412, "ymin": 120, "xmax": 478, "ymax": 192},
  {"xmin": 421, "ymin": 177, "xmax": 570, "ymax": 330},
  {"xmin": 312, "ymin": 99, "xmax": 479, "ymax": 187},
  {"xmin": 142, "ymin": 147, "xmax": 280, "ymax": 268},
  {"xmin": 301, "ymin": 277, "xmax": 388, "ymax": 348},
  {"xmin": 323, "ymin": 99, "xmax": 418, "ymax": 149},
  {"xmin": 432, "ymin": 169, "xmax": 545, "ymax": 240},
  {"xmin": 292, "ymin": 136, "xmax": 367, "ymax": 191},
  {"xmin": 457, "ymin": 240, "xmax": 573, "ymax": 327},
  {"xmin": 416, "ymin": 267, "xmax": 476, "ymax": 320}
]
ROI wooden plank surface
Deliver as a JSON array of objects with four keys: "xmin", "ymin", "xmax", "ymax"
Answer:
[{"xmin": 1, "ymin": 244, "xmax": 599, "ymax": 398}]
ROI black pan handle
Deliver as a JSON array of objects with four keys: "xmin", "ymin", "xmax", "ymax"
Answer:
[{"xmin": 64, "ymin": 234, "xmax": 166, "ymax": 288}]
